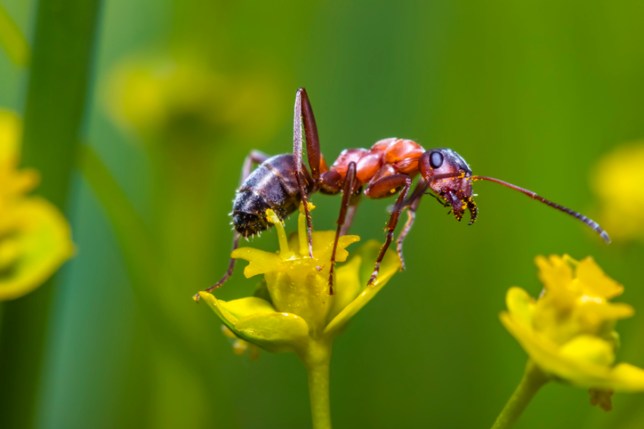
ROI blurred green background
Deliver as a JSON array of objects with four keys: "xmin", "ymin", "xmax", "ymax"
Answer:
[{"xmin": 1, "ymin": 0, "xmax": 644, "ymax": 428}]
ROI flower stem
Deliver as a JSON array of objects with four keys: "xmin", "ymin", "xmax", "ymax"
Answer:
[
  {"xmin": 78, "ymin": 144, "xmax": 158, "ymax": 289},
  {"xmin": 303, "ymin": 340, "xmax": 333, "ymax": 429},
  {"xmin": 491, "ymin": 361, "xmax": 548, "ymax": 429}
]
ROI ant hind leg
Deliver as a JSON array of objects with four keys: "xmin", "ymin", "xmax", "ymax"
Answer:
[
  {"xmin": 328, "ymin": 162, "xmax": 359, "ymax": 294},
  {"xmin": 194, "ymin": 150, "xmax": 270, "ymax": 300},
  {"xmin": 294, "ymin": 88, "xmax": 322, "ymax": 258}
]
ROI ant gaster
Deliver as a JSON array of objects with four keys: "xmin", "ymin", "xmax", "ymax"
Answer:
[{"xmin": 199, "ymin": 88, "xmax": 610, "ymax": 297}]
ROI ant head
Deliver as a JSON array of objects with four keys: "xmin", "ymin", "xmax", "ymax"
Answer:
[
  {"xmin": 420, "ymin": 149, "xmax": 477, "ymax": 223},
  {"xmin": 419, "ymin": 148, "xmax": 610, "ymax": 242}
]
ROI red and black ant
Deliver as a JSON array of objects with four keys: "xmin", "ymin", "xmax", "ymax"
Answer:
[{"xmin": 200, "ymin": 88, "xmax": 609, "ymax": 297}]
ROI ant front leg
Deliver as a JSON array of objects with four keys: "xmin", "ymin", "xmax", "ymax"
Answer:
[
  {"xmin": 293, "ymin": 88, "xmax": 322, "ymax": 258},
  {"xmin": 364, "ymin": 174, "xmax": 413, "ymax": 286},
  {"xmin": 328, "ymin": 162, "xmax": 359, "ymax": 294},
  {"xmin": 198, "ymin": 150, "xmax": 270, "ymax": 298},
  {"xmin": 426, "ymin": 191, "xmax": 450, "ymax": 209}
]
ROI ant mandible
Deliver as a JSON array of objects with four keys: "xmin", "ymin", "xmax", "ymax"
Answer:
[{"xmin": 200, "ymin": 88, "xmax": 610, "ymax": 297}]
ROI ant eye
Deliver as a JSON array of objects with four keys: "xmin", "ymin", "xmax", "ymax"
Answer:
[{"xmin": 430, "ymin": 151, "xmax": 444, "ymax": 169}]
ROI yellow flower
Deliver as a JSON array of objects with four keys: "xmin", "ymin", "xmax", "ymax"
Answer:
[
  {"xmin": 0, "ymin": 110, "xmax": 74, "ymax": 300},
  {"xmin": 500, "ymin": 255, "xmax": 644, "ymax": 409},
  {"xmin": 104, "ymin": 53, "xmax": 279, "ymax": 143},
  {"xmin": 198, "ymin": 205, "xmax": 400, "ymax": 359},
  {"xmin": 592, "ymin": 142, "xmax": 644, "ymax": 243},
  {"xmin": 198, "ymin": 205, "xmax": 399, "ymax": 428}
]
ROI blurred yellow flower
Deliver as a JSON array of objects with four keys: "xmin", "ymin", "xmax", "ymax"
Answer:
[
  {"xmin": 501, "ymin": 255, "xmax": 644, "ymax": 409},
  {"xmin": 198, "ymin": 205, "xmax": 400, "ymax": 359},
  {"xmin": 592, "ymin": 142, "xmax": 644, "ymax": 243},
  {"xmin": 0, "ymin": 110, "xmax": 74, "ymax": 300},
  {"xmin": 221, "ymin": 325, "xmax": 259, "ymax": 359},
  {"xmin": 105, "ymin": 53, "xmax": 280, "ymax": 143}
]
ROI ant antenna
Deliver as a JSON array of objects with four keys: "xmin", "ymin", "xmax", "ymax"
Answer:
[{"xmin": 471, "ymin": 175, "xmax": 611, "ymax": 244}]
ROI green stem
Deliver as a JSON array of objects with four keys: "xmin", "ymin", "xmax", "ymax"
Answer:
[
  {"xmin": 0, "ymin": 1, "xmax": 102, "ymax": 428},
  {"xmin": 80, "ymin": 143, "xmax": 224, "ymax": 427},
  {"xmin": 491, "ymin": 361, "xmax": 549, "ymax": 429},
  {"xmin": 302, "ymin": 340, "xmax": 333, "ymax": 429},
  {"xmin": 78, "ymin": 144, "xmax": 158, "ymax": 288},
  {"xmin": 78, "ymin": 143, "xmax": 214, "ymax": 367}
]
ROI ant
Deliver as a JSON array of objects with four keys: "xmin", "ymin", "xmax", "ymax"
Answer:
[{"xmin": 199, "ymin": 88, "xmax": 609, "ymax": 297}]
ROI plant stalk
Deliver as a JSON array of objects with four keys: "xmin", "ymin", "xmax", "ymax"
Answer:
[
  {"xmin": 491, "ymin": 361, "xmax": 549, "ymax": 429},
  {"xmin": 303, "ymin": 339, "xmax": 333, "ymax": 429}
]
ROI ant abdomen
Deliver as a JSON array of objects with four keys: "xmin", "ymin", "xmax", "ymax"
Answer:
[{"xmin": 232, "ymin": 154, "xmax": 311, "ymax": 237}]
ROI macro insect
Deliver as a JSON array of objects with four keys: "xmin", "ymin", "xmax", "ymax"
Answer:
[{"xmin": 200, "ymin": 88, "xmax": 609, "ymax": 296}]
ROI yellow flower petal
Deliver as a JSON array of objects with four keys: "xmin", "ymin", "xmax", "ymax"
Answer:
[
  {"xmin": 198, "ymin": 293, "xmax": 270, "ymax": 326},
  {"xmin": 235, "ymin": 312, "xmax": 309, "ymax": 353},
  {"xmin": 535, "ymin": 255, "xmax": 573, "ymax": 293},
  {"xmin": 199, "ymin": 292, "xmax": 309, "ymax": 353},
  {"xmin": 608, "ymin": 364, "xmax": 644, "ymax": 391},
  {"xmin": 0, "ymin": 109, "xmax": 21, "ymax": 164},
  {"xmin": 575, "ymin": 257, "xmax": 623, "ymax": 299},
  {"xmin": 505, "ymin": 286, "xmax": 534, "ymax": 327},
  {"xmin": 324, "ymin": 241, "xmax": 400, "ymax": 337},
  {"xmin": 328, "ymin": 255, "xmax": 362, "ymax": 320},
  {"xmin": 231, "ymin": 247, "xmax": 283, "ymax": 278},
  {"xmin": 0, "ymin": 198, "xmax": 74, "ymax": 300},
  {"xmin": 558, "ymin": 336, "xmax": 614, "ymax": 367}
]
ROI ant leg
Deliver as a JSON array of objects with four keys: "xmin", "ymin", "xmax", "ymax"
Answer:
[
  {"xmin": 241, "ymin": 150, "xmax": 270, "ymax": 182},
  {"xmin": 395, "ymin": 180, "xmax": 428, "ymax": 271},
  {"xmin": 293, "ymin": 88, "xmax": 321, "ymax": 257},
  {"xmin": 202, "ymin": 233, "xmax": 241, "ymax": 294},
  {"xmin": 363, "ymin": 174, "xmax": 413, "ymax": 286},
  {"xmin": 297, "ymin": 88, "xmax": 321, "ymax": 181},
  {"xmin": 339, "ymin": 194, "xmax": 361, "ymax": 236},
  {"xmin": 396, "ymin": 211, "xmax": 414, "ymax": 271},
  {"xmin": 328, "ymin": 162, "xmax": 358, "ymax": 294},
  {"xmin": 426, "ymin": 192, "xmax": 450, "ymax": 208},
  {"xmin": 195, "ymin": 151, "xmax": 270, "ymax": 299}
]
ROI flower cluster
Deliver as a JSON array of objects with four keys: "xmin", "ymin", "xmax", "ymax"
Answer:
[
  {"xmin": 198, "ymin": 205, "xmax": 400, "ymax": 361},
  {"xmin": 0, "ymin": 110, "xmax": 73, "ymax": 300},
  {"xmin": 501, "ymin": 255, "xmax": 644, "ymax": 410}
]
